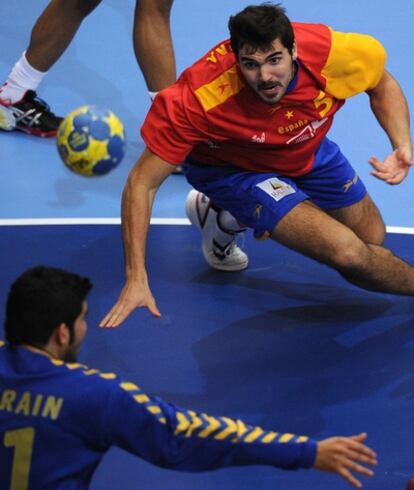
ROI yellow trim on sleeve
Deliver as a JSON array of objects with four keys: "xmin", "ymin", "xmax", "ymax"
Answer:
[
  {"xmin": 133, "ymin": 394, "xmax": 150, "ymax": 403},
  {"xmin": 244, "ymin": 427, "xmax": 264, "ymax": 443},
  {"xmin": 195, "ymin": 65, "xmax": 244, "ymax": 112},
  {"xmin": 262, "ymin": 432, "xmax": 278, "ymax": 443},
  {"xmin": 279, "ymin": 433, "xmax": 295, "ymax": 443},
  {"xmin": 147, "ymin": 405, "xmax": 162, "ymax": 415},
  {"xmin": 322, "ymin": 28, "xmax": 387, "ymax": 99},
  {"xmin": 99, "ymin": 372, "xmax": 116, "ymax": 380},
  {"xmin": 214, "ymin": 417, "xmax": 238, "ymax": 440},
  {"xmin": 50, "ymin": 359, "xmax": 64, "ymax": 366},
  {"xmin": 120, "ymin": 382, "xmax": 140, "ymax": 391},
  {"xmin": 83, "ymin": 369, "xmax": 99, "ymax": 376},
  {"xmin": 198, "ymin": 415, "xmax": 221, "ymax": 438}
]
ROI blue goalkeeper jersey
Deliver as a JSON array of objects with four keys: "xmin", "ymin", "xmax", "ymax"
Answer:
[{"xmin": 0, "ymin": 341, "xmax": 316, "ymax": 489}]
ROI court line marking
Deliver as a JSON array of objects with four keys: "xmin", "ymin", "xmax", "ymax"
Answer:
[
  {"xmin": 0, "ymin": 218, "xmax": 190, "ymax": 226},
  {"xmin": 0, "ymin": 219, "xmax": 413, "ymax": 234}
]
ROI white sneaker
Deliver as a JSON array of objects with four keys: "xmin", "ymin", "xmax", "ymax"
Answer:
[{"xmin": 185, "ymin": 189, "xmax": 249, "ymax": 271}]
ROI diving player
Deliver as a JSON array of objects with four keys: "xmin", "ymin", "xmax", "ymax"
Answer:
[
  {"xmin": 100, "ymin": 3, "xmax": 414, "ymax": 327},
  {"xmin": 0, "ymin": 266, "xmax": 376, "ymax": 488}
]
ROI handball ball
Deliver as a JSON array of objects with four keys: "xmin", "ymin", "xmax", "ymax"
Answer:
[{"xmin": 56, "ymin": 105, "xmax": 126, "ymax": 176}]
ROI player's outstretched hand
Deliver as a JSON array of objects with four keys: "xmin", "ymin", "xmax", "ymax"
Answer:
[
  {"xmin": 369, "ymin": 146, "xmax": 412, "ymax": 184},
  {"xmin": 314, "ymin": 432, "xmax": 377, "ymax": 488},
  {"xmin": 99, "ymin": 280, "xmax": 161, "ymax": 328}
]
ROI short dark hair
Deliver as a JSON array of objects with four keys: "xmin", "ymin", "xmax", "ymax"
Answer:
[
  {"xmin": 5, "ymin": 266, "xmax": 92, "ymax": 346},
  {"xmin": 228, "ymin": 3, "xmax": 294, "ymax": 57}
]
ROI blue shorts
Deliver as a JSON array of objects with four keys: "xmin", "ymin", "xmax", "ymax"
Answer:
[{"xmin": 184, "ymin": 138, "xmax": 367, "ymax": 239}]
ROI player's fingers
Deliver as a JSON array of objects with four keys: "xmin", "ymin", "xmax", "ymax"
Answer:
[
  {"xmin": 385, "ymin": 170, "xmax": 408, "ymax": 185},
  {"xmin": 338, "ymin": 466, "xmax": 363, "ymax": 489},
  {"xmin": 147, "ymin": 297, "xmax": 162, "ymax": 317},
  {"xmin": 99, "ymin": 308, "xmax": 118, "ymax": 328},
  {"xmin": 346, "ymin": 436, "xmax": 377, "ymax": 459},
  {"xmin": 370, "ymin": 170, "xmax": 390, "ymax": 181},
  {"xmin": 100, "ymin": 301, "xmax": 133, "ymax": 328},
  {"xmin": 349, "ymin": 433, "xmax": 367, "ymax": 442},
  {"xmin": 345, "ymin": 450, "xmax": 377, "ymax": 466},
  {"xmin": 368, "ymin": 156, "xmax": 384, "ymax": 169}
]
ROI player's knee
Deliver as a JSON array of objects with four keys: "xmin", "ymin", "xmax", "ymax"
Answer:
[{"xmin": 326, "ymin": 239, "xmax": 370, "ymax": 274}]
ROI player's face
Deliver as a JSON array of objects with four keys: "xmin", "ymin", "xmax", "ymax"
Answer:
[
  {"xmin": 238, "ymin": 38, "xmax": 297, "ymax": 105},
  {"xmin": 64, "ymin": 301, "xmax": 88, "ymax": 363}
]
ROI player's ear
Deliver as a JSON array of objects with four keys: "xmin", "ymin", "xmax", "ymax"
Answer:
[
  {"xmin": 292, "ymin": 42, "xmax": 297, "ymax": 61},
  {"xmin": 55, "ymin": 323, "xmax": 70, "ymax": 346}
]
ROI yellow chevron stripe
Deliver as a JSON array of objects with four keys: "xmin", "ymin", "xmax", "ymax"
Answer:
[
  {"xmin": 147, "ymin": 405, "xmax": 162, "ymax": 415},
  {"xmin": 133, "ymin": 394, "xmax": 150, "ymax": 403},
  {"xmin": 297, "ymin": 436, "xmax": 309, "ymax": 443},
  {"xmin": 50, "ymin": 359, "xmax": 64, "ymax": 366},
  {"xmin": 120, "ymin": 382, "xmax": 140, "ymax": 391},
  {"xmin": 198, "ymin": 415, "xmax": 221, "ymax": 438},
  {"xmin": 231, "ymin": 420, "xmax": 249, "ymax": 443},
  {"xmin": 244, "ymin": 427, "xmax": 264, "ymax": 443},
  {"xmin": 214, "ymin": 417, "xmax": 238, "ymax": 440},
  {"xmin": 159, "ymin": 417, "xmax": 167, "ymax": 424},
  {"xmin": 195, "ymin": 65, "xmax": 244, "ymax": 112},
  {"xmin": 66, "ymin": 363, "xmax": 84, "ymax": 370},
  {"xmin": 262, "ymin": 432, "xmax": 278, "ymax": 443},
  {"xmin": 175, "ymin": 412, "xmax": 191, "ymax": 434},
  {"xmin": 279, "ymin": 433, "xmax": 295, "ymax": 443},
  {"xmin": 99, "ymin": 372, "xmax": 116, "ymax": 379},
  {"xmin": 185, "ymin": 414, "xmax": 204, "ymax": 437},
  {"xmin": 0, "ymin": 341, "xmax": 5, "ymax": 347},
  {"xmin": 83, "ymin": 369, "xmax": 99, "ymax": 376}
]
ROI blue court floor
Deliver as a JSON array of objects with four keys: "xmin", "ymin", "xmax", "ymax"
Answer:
[
  {"xmin": 1, "ymin": 1, "xmax": 414, "ymax": 489},
  {"xmin": 1, "ymin": 225, "xmax": 414, "ymax": 489}
]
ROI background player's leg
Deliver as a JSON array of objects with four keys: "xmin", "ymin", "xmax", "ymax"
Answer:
[
  {"xmin": 133, "ymin": 0, "xmax": 176, "ymax": 94},
  {"xmin": 25, "ymin": 0, "xmax": 103, "ymax": 73},
  {"xmin": 0, "ymin": 0, "xmax": 102, "ymax": 135}
]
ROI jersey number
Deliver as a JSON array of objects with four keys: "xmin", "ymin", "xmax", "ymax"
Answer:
[{"xmin": 3, "ymin": 427, "xmax": 35, "ymax": 490}]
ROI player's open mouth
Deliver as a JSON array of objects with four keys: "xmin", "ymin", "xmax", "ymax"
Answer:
[{"xmin": 259, "ymin": 83, "xmax": 282, "ymax": 96}]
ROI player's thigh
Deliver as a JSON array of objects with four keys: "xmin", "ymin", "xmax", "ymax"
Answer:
[
  {"xmin": 271, "ymin": 200, "xmax": 368, "ymax": 268},
  {"xmin": 325, "ymin": 193, "xmax": 385, "ymax": 245}
]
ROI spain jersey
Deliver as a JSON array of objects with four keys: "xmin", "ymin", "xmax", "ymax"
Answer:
[
  {"xmin": 0, "ymin": 342, "xmax": 316, "ymax": 489},
  {"xmin": 142, "ymin": 22, "xmax": 386, "ymax": 176}
]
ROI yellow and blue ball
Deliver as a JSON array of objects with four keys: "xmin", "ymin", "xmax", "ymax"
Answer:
[{"xmin": 56, "ymin": 105, "xmax": 126, "ymax": 176}]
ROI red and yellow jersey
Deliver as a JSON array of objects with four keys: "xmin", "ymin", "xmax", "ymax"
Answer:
[{"xmin": 142, "ymin": 22, "xmax": 386, "ymax": 176}]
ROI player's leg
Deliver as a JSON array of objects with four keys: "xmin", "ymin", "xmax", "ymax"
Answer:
[
  {"xmin": 0, "ymin": 0, "xmax": 102, "ymax": 136},
  {"xmin": 325, "ymin": 193, "xmax": 386, "ymax": 246},
  {"xmin": 271, "ymin": 199, "xmax": 414, "ymax": 295},
  {"xmin": 133, "ymin": 0, "xmax": 176, "ymax": 96},
  {"xmin": 25, "ymin": 0, "xmax": 103, "ymax": 73}
]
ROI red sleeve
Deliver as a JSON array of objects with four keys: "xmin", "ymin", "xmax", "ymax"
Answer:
[{"xmin": 141, "ymin": 77, "xmax": 209, "ymax": 165}]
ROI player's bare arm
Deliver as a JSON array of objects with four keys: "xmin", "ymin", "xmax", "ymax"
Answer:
[
  {"xmin": 100, "ymin": 148, "xmax": 175, "ymax": 327},
  {"xmin": 367, "ymin": 69, "xmax": 412, "ymax": 184},
  {"xmin": 315, "ymin": 433, "xmax": 377, "ymax": 488}
]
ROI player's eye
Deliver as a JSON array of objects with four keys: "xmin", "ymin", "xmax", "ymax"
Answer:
[
  {"xmin": 241, "ymin": 60, "xmax": 258, "ymax": 70},
  {"xmin": 268, "ymin": 56, "xmax": 281, "ymax": 65}
]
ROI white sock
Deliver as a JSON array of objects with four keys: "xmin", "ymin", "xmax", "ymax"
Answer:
[
  {"xmin": 0, "ymin": 52, "xmax": 47, "ymax": 103},
  {"xmin": 148, "ymin": 91, "xmax": 158, "ymax": 101},
  {"xmin": 213, "ymin": 209, "xmax": 246, "ymax": 248}
]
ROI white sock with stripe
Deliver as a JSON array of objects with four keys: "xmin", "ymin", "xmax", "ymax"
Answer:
[{"xmin": 0, "ymin": 52, "xmax": 47, "ymax": 104}]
